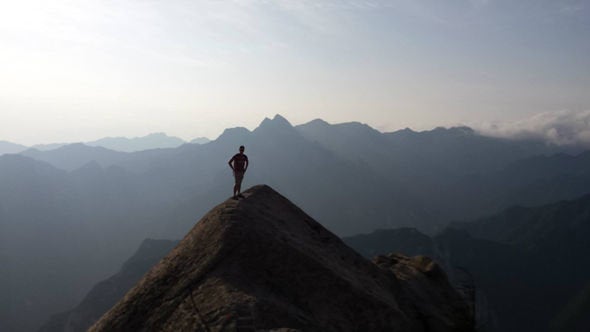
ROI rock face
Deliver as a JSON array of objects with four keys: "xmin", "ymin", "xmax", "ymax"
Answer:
[{"xmin": 89, "ymin": 185, "xmax": 473, "ymax": 332}]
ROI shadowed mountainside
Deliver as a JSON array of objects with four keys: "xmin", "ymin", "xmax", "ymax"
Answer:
[
  {"xmin": 89, "ymin": 185, "xmax": 474, "ymax": 332},
  {"xmin": 344, "ymin": 194, "xmax": 590, "ymax": 332},
  {"xmin": 0, "ymin": 154, "xmax": 169, "ymax": 332},
  {"xmin": 39, "ymin": 239, "xmax": 178, "ymax": 332}
]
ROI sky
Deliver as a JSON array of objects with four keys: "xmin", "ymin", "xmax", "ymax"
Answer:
[{"xmin": 0, "ymin": 0, "xmax": 589, "ymax": 145}]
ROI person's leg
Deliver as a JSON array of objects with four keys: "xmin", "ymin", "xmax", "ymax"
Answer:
[
  {"xmin": 235, "ymin": 172, "xmax": 244, "ymax": 197},
  {"xmin": 233, "ymin": 171, "xmax": 239, "ymax": 198}
]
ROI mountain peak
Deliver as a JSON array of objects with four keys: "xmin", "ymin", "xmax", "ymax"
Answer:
[
  {"xmin": 190, "ymin": 137, "xmax": 211, "ymax": 145},
  {"xmin": 256, "ymin": 114, "xmax": 293, "ymax": 130},
  {"xmin": 307, "ymin": 118, "xmax": 330, "ymax": 126},
  {"xmin": 216, "ymin": 126, "xmax": 251, "ymax": 143},
  {"xmin": 145, "ymin": 132, "xmax": 167, "ymax": 137},
  {"xmin": 253, "ymin": 115, "xmax": 301, "ymax": 140},
  {"xmin": 90, "ymin": 185, "xmax": 473, "ymax": 332},
  {"xmin": 431, "ymin": 126, "xmax": 475, "ymax": 136}
]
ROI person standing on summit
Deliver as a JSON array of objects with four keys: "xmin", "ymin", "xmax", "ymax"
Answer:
[{"xmin": 228, "ymin": 145, "xmax": 249, "ymax": 199}]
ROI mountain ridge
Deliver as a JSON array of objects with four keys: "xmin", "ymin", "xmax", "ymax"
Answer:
[
  {"xmin": 86, "ymin": 133, "xmax": 186, "ymax": 152},
  {"xmin": 0, "ymin": 140, "xmax": 28, "ymax": 155}
]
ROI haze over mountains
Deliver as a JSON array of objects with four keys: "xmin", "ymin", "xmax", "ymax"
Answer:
[
  {"xmin": 11, "ymin": 115, "xmax": 590, "ymax": 232},
  {"xmin": 0, "ymin": 141, "xmax": 28, "ymax": 155},
  {"xmin": 0, "ymin": 133, "xmax": 211, "ymax": 155},
  {"xmin": 1, "ymin": 115, "xmax": 590, "ymax": 331}
]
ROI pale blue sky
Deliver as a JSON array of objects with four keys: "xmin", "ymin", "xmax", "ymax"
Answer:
[{"xmin": 1, "ymin": 0, "xmax": 589, "ymax": 145}]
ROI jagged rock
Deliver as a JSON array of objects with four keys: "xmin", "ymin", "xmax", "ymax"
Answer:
[
  {"xmin": 89, "ymin": 185, "xmax": 473, "ymax": 332},
  {"xmin": 373, "ymin": 253, "xmax": 474, "ymax": 332}
]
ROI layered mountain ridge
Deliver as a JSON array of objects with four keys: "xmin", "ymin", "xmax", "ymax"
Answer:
[
  {"xmin": 1, "ymin": 133, "xmax": 201, "ymax": 156},
  {"xmin": 3, "ymin": 114, "xmax": 590, "ymax": 331}
]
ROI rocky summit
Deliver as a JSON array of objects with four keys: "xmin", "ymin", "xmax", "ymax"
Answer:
[{"xmin": 89, "ymin": 185, "xmax": 474, "ymax": 332}]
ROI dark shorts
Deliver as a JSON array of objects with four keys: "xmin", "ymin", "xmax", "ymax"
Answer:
[{"xmin": 234, "ymin": 170, "xmax": 245, "ymax": 185}]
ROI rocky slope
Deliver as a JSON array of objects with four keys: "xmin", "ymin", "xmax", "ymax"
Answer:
[{"xmin": 89, "ymin": 185, "xmax": 474, "ymax": 331}]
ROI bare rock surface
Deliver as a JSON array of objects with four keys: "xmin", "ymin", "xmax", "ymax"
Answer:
[{"xmin": 89, "ymin": 185, "xmax": 473, "ymax": 332}]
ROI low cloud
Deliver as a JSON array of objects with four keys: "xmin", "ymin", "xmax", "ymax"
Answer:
[{"xmin": 475, "ymin": 110, "xmax": 590, "ymax": 147}]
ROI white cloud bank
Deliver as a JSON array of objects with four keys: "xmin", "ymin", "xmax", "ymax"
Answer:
[{"xmin": 475, "ymin": 110, "xmax": 590, "ymax": 147}]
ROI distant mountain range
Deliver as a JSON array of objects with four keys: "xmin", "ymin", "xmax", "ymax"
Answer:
[
  {"xmin": 190, "ymin": 136, "xmax": 211, "ymax": 145},
  {"xmin": 2, "ymin": 114, "xmax": 590, "ymax": 331},
  {"xmin": 0, "ymin": 133, "xmax": 211, "ymax": 155},
  {"xmin": 0, "ymin": 140, "xmax": 28, "ymax": 154},
  {"xmin": 344, "ymin": 193, "xmax": 590, "ymax": 332},
  {"xmin": 85, "ymin": 133, "xmax": 187, "ymax": 152},
  {"xmin": 14, "ymin": 115, "xmax": 590, "ymax": 231}
]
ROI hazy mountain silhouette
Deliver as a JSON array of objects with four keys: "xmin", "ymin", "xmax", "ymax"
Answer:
[
  {"xmin": 31, "ymin": 143, "xmax": 68, "ymax": 151},
  {"xmin": 344, "ymin": 193, "xmax": 590, "ymax": 332},
  {"xmin": 297, "ymin": 122, "xmax": 552, "ymax": 178},
  {"xmin": 453, "ymin": 192, "xmax": 590, "ymax": 250},
  {"xmin": 0, "ymin": 140, "xmax": 28, "ymax": 155},
  {"xmin": 296, "ymin": 119, "xmax": 583, "ymax": 222},
  {"xmin": 39, "ymin": 239, "xmax": 178, "ymax": 332},
  {"xmin": 86, "ymin": 132, "xmax": 186, "ymax": 152},
  {"xmin": 8, "ymin": 133, "xmax": 187, "ymax": 158},
  {"xmin": 128, "ymin": 116, "xmax": 590, "ymax": 234},
  {"xmin": 18, "ymin": 118, "xmax": 590, "ymax": 226},
  {"xmin": 0, "ymin": 155, "xmax": 171, "ymax": 331},
  {"xmin": 100, "ymin": 114, "xmax": 433, "ymax": 237},
  {"xmin": 0, "ymin": 155, "xmax": 76, "ymax": 332},
  {"xmin": 190, "ymin": 136, "xmax": 211, "ymax": 144},
  {"xmin": 21, "ymin": 144, "xmax": 129, "ymax": 171},
  {"xmin": 89, "ymin": 185, "xmax": 474, "ymax": 332},
  {"xmin": 19, "ymin": 116, "xmax": 587, "ymax": 221}
]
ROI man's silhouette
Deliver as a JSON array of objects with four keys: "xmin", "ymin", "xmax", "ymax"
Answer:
[{"xmin": 228, "ymin": 145, "xmax": 249, "ymax": 199}]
